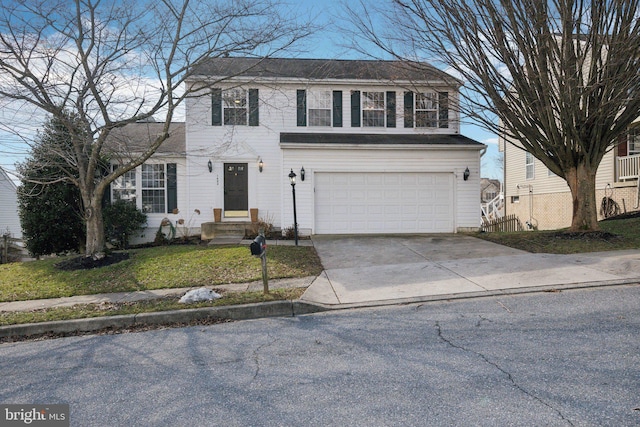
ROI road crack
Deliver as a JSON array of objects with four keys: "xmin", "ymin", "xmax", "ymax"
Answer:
[{"xmin": 435, "ymin": 321, "xmax": 575, "ymax": 426}]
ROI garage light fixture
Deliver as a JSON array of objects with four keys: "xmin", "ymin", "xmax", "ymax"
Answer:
[{"xmin": 463, "ymin": 167, "xmax": 470, "ymax": 181}]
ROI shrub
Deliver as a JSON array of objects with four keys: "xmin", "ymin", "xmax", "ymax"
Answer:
[{"xmin": 103, "ymin": 200, "xmax": 147, "ymax": 249}]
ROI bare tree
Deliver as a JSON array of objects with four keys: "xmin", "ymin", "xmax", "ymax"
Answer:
[
  {"xmin": 347, "ymin": 0, "xmax": 640, "ymax": 231},
  {"xmin": 0, "ymin": 0, "xmax": 312, "ymax": 258}
]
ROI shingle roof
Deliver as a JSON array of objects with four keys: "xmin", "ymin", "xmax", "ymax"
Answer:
[
  {"xmin": 191, "ymin": 57, "xmax": 457, "ymax": 84},
  {"xmin": 280, "ymin": 133, "xmax": 484, "ymax": 146},
  {"xmin": 104, "ymin": 122, "xmax": 185, "ymax": 156}
]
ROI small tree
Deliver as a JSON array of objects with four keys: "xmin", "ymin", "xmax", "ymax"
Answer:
[
  {"xmin": 17, "ymin": 114, "xmax": 86, "ymax": 256},
  {"xmin": 103, "ymin": 200, "xmax": 147, "ymax": 249}
]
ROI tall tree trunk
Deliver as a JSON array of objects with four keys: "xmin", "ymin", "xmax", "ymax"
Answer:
[
  {"xmin": 85, "ymin": 196, "xmax": 106, "ymax": 259},
  {"xmin": 565, "ymin": 163, "xmax": 599, "ymax": 232}
]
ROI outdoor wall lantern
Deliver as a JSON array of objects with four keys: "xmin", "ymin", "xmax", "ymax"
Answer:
[
  {"xmin": 463, "ymin": 167, "xmax": 470, "ymax": 181},
  {"xmin": 288, "ymin": 169, "xmax": 299, "ymax": 246},
  {"xmin": 258, "ymin": 157, "xmax": 264, "ymax": 173},
  {"xmin": 207, "ymin": 160, "xmax": 213, "ymax": 173},
  {"xmin": 300, "ymin": 166, "xmax": 305, "ymax": 181}
]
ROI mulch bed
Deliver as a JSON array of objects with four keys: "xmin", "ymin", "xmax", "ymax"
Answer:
[{"xmin": 55, "ymin": 252, "xmax": 130, "ymax": 271}]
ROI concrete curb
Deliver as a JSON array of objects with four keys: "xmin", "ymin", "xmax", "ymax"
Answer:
[{"xmin": 0, "ymin": 300, "xmax": 328, "ymax": 340}]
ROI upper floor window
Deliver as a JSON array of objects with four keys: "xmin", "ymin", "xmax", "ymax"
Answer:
[
  {"xmin": 223, "ymin": 89, "xmax": 247, "ymax": 126},
  {"xmin": 415, "ymin": 92, "xmax": 438, "ymax": 128},
  {"xmin": 404, "ymin": 91, "xmax": 449, "ymax": 129},
  {"xmin": 362, "ymin": 91, "xmax": 385, "ymax": 127},
  {"xmin": 212, "ymin": 88, "xmax": 259, "ymax": 127},
  {"xmin": 525, "ymin": 152, "xmax": 535, "ymax": 180},
  {"xmin": 308, "ymin": 91, "xmax": 332, "ymax": 126}
]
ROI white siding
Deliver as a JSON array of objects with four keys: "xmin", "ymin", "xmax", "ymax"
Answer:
[
  {"xmin": 185, "ymin": 80, "xmax": 479, "ymax": 234},
  {"xmin": 0, "ymin": 168, "xmax": 21, "ymax": 239}
]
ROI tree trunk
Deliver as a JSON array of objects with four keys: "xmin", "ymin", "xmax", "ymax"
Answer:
[
  {"xmin": 565, "ymin": 163, "xmax": 599, "ymax": 232},
  {"xmin": 85, "ymin": 197, "xmax": 106, "ymax": 259}
]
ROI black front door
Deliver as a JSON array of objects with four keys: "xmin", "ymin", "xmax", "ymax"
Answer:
[{"xmin": 224, "ymin": 163, "xmax": 248, "ymax": 211}]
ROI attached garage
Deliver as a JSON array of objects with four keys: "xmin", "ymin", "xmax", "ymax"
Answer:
[
  {"xmin": 315, "ymin": 172, "xmax": 454, "ymax": 234},
  {"xmin": 280, "ymin": 133, "xmax": 485, "ymax": 236}
]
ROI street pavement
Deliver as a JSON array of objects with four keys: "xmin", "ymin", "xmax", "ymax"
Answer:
[{"xmin": 1, "ymin": 285, "xmax": 639, "ymax": 426}]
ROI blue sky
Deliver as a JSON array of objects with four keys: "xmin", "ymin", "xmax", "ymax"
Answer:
[{"xmin": 0, "ymin": 0, "xmax": 502, "ymax": 181}]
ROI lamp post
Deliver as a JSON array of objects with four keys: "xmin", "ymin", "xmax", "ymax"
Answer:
[{"xmin": 288, "ymin": 168, "xmax": 299, "ymax": 246}]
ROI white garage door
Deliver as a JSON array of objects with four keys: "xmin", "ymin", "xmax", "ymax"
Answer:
[{"xmin": 315, "ymin": 172, "xmax": 454, "ymax": 234}]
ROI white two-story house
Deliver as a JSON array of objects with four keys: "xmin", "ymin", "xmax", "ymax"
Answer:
[
  {"xmin": 109, "ymin": 58, "xmax": 485, "ymax": 241},
  {"xmin": 184, "ymin": 57, "xmax": 484, "ymax": 237}
]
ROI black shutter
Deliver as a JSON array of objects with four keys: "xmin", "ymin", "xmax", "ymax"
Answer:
[
  {"xmin": 211, "ymin": 88, "xmax": 222, "ymax": 126},
  {"xmin": 439, "ymin": 92, "xmax": 449, "ymax": 128},
  {"xmin": 249, "ymin": 89, "xmax": 259, "ymax": 126},
  {"xmin": 386, "ymin": 91, "xmax": 396, "ymax": 128},
  {"xmin": 167, "ymin": 163, "xmax": 177, "ymax": 213},
  {"xmin": 404, "ymin": 91, "xmax": 414, "ymax": 128},
  {"xmin": 296, "ymin": 89, "xmax": 307, "ymax": 126},
  {"xmin": 351, "ymin": 90, "xmax": 361, "ymax": 127},
  {"xmin": 333, "ymin": 91, "xmax": 343, "ymax": 127}
]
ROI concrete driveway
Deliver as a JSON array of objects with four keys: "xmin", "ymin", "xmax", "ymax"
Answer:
[{"xmin": 301, "ymin": 234, "xmax": 640, "ymax": 307}]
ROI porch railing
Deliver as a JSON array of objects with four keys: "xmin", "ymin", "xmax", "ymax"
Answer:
[
  {"xmin": 481, "ymin": 193, "xmax": 504, "ymax": 221},
  {"xmin": 617, "ymin": 154, "xmax": 640, "ymax": 181}
]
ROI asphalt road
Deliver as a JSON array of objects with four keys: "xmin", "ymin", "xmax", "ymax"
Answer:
[{"xmin": 1, "ymin": 285, "xmax": 639, "ymax": 426}]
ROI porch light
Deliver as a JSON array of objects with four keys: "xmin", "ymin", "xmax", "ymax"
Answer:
[
  {"xmin": 208, "ymin": 160, "xmax": 213, "ymax": 173},
  {"xmin": 463, "ymin": 167, "xmax": 470, "ymax": 181},
  {"xmin": 258, "ymin": 157, "xmax": 264, "ymax": 173},
  {"xmin": 300, "ymin": 166, "xmax": 305, "ymax": 181}
]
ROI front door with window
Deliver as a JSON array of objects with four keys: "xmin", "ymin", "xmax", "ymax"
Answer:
[{"xmin": 224, "ymin": 163, "xmax": 248, "ymax": 216}]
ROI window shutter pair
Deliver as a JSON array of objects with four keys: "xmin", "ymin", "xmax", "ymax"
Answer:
[
  {"xmin": 351, "ymin": 91, "xmax": 396, "ymax": 128},
  {"xmin": 297, "ymin": 90, "xmax": 343, "ymax": 127},
  {"xmin": 404, "ymin": 91, "xmax": 449, "ymax": 128},
  {"xmin": 211, "ymin": 88, "xmax": 259, "ymax": 126}
]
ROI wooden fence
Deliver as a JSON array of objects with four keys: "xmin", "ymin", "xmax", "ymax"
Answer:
[{"xmin": 481, "ymin": 214, "xmax": 523, "ymax": 233}]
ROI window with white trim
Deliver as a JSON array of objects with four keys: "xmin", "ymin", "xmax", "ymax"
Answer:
[
  {"xmin": 415, "ymin": 92, "xmax": 438, "ymax": 128},
  {"xmin": 141, "ymin": 164, "xmax": 166, "ymax": 213},
  {"xmin": 308, "ymin": 91, "xmax": 332, "ymax": 126},
  {"xmin": 112, "ymin": 168, "xmax": 136, "ymax": 203},
  {"xmin": 629, "ymin": 127, "xmax": 640, "ymax": 155},
  {"xmin": 362, "ymin": 91, "xmax": 385, "ymax": 127},
  {"xmin": 223, "ymin": 89, "xmax": 247, "ymax": 125},
  {"xmin": 525, "ymin": 152, "xmax": 535, "ymax": 180}
]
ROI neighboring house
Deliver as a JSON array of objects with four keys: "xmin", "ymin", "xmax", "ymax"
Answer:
[
  {"xmin": 480, "ymin": 178, "xmax": 503, "ymax": 221},
  {"xmin": 109, "ymin": 58, "xmax": 486, "ymax": 241},
  {"xmin": 0, "ymin": 166, "xmax": 22, "ymax": 239},
  {"xmin": 481, "ymin": 178, "xmax": 501, "ymax": 204},
  {"xmin": 501, "ymin": 120, "xmax": 640, "ymax": 230}
]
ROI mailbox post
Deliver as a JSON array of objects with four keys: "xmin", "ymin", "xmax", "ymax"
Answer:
[{"xmin": 250, "ymin": 234, "xmax": 268, "ymax": 294}]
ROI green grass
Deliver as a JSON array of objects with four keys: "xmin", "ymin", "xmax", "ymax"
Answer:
[
  {"xmin": 0, "ymin": 245, "xmax": 323, "ymax": 303},
  {"xmin": 474, "ymin": 216, "xmax": 640, "ymax": 254},
  {"xmin": 0, "ymin": 288, "xmax": 305, "ymax": 326}
]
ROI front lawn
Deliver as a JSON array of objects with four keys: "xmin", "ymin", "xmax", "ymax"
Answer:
[
  {"xmin": 0, "ymin": 245, "xmax": 323, "ymax": 302},
  {"xmin": 474, "ymin": 214, "xmax": 640, "ymax": 254}
]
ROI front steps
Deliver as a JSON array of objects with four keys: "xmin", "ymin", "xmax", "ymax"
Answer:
[{"xmin": 201, "ymin": 221, "xmax": 255, "ymax": 240}]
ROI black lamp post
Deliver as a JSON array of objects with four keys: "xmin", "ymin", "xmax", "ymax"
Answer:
[{"xmin": 288, "ymin": 168, "xmax": 299, "ymax": 246}]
